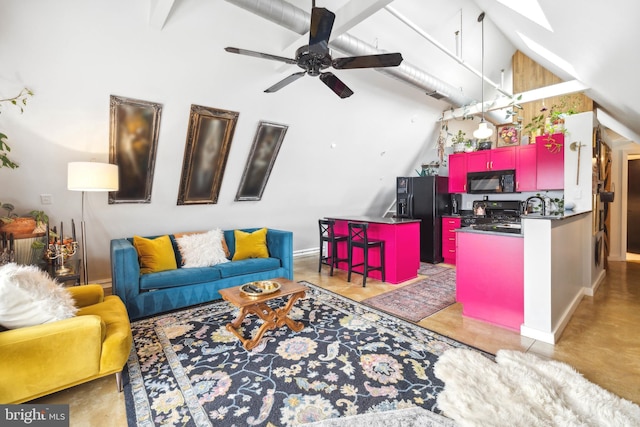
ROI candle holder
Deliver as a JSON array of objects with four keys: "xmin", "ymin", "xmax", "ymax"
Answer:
[{"xmin": 46, "ymin": 240, "xmax": 78, "ymax": 274}]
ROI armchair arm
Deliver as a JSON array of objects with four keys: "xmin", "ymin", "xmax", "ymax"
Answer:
[
  {"xmin": 110, "ymin": 238, "xmax": 141, "ymax": 307},
  {"xmin": 68, "ymin": 284, "xmax": 104, "ymax": 308},
  {"xmin": 0, "ymin": 316, "xmax": 104, "ymax": 404},
  {"xmin": 266, "ymin": 229, "xmax": 293, "ymax": 280}
]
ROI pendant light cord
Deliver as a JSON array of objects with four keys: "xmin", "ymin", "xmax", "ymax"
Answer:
[{"xmin": 479, "ymin": 12, "xmax": 485, "ymax": 122}]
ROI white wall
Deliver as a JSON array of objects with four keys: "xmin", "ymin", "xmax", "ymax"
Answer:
[{"xmin": 0, "ymin": 1, "xmax": 446, "ymax": 281}]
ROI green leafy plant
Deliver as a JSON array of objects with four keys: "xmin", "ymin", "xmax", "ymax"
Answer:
[
  {"xmin": 0, "ymin": 88, "xmax": 33, "ymax": 169},
  {"xmin": 1, "ymin": 202, "xmax": 17, "ymax": 223},
  {"xmin": 452, "ymin": 130, "xmax": 466, "ymax": 144}
]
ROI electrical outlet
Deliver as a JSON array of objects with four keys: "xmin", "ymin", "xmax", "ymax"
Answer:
[{"xmin": 40, "ymin": 194, "xmax": 53, "ymax": 205}]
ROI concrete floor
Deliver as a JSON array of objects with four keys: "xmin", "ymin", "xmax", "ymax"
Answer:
[{"xmin": 33, "ymin": 255, "xmax": 640, "ymax": 425}]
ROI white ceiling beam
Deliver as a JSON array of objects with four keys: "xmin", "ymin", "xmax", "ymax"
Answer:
[
  {"xmin": 596, "ymin": 108, "xmax": 640, "ymax": 144},
  {"xmin": 149, "ymin": 0, "xmax": 176, "ymax": 30},
  {"xmin": 441, "ymin": 80, "xmax": 590, "ymax": 121}
]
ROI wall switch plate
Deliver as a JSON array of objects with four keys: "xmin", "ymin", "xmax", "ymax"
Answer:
[{"xmin": 40, "ymin": 194, "xmax": 53, "ymax": 205}]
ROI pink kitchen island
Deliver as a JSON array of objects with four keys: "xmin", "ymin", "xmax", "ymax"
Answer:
[
  {"xmin": 455, "ymin": 229, "xmax": 524, "ymax": 331},
  {"xmin": 325, "ymin": 216, "xmax": 421, "ymax": 284}
]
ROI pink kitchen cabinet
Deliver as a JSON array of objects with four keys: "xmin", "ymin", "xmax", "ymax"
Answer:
[
  {"xmin": 536, "ymin": 133, "xmax": 564, "ymax": 190},
  {"xmin": 442, "ymin": 216, "xmax": 460, "ymax": 265},
  {"xmin": 448, "ymin": 153, "xmax": 467, "ymax": 193},
  {"xmin": 515, "ymin": 144, "xmax": 537, "ymax": 192},
  {"xmin": 456, "ymin": 231, "xmax": 524, "ymax": 331},
  {"xmin": 466, "ymin": 147, "xmax": 515, "ymax": 172}
]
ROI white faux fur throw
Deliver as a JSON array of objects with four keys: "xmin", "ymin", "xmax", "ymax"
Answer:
[{"xmin": 434, "ymin": 348, "xmax": 640, "ymax": 427}]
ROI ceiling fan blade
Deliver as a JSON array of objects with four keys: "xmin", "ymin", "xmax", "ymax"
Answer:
[
  {"xmin": 319, "ymin": 72, "xmax": 353, "ymax": 98},
  {"xmin": 309, "ymin": 7, "xmax": 335, "ymax": 55},
  {"xmin": 264, "ymin": 71, "xmax": 306, "ymax": 93},
  {"xmin": 224, "ymin": 47, "xmax": 297, "ymax": 65},
  {"xmin": 332, "ymin": 53, "xmax": 404, "ymax": 69}
]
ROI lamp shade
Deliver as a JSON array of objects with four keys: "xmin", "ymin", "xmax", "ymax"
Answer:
[
  {"xmin": 67, "ymin": 162, "xmax": 119, "ymax": 192},
  {"xmin": 473, "ymin": 122, "xmax": 494, "ymax": 140}
]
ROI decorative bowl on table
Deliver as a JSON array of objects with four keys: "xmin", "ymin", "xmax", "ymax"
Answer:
[{"xmin": 240, "ymin": 280, "xmax": 281, "ymax": 298}]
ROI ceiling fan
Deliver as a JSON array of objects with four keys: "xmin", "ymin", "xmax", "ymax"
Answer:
[{"xmin": 224, "ymin": 6, "xmax": 403, "ymax": 98}]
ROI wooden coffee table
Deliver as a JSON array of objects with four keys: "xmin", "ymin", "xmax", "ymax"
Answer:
[{"xmin": 219, "ymin": 277, "xmax": 308, "ymax": 350}]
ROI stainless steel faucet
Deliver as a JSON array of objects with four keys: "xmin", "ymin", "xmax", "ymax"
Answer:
[{"xmin": 525, "ymin": 196, "xmax": 548, "ymax": 216}]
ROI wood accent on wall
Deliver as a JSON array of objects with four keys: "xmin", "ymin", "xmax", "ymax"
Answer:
[{"xmin": 512, "ymin": 50, "xmax": 593, "ymax": 137}]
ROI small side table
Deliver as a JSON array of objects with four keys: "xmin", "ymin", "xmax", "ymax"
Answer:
[
  {"xmin": 219, "ymin": 278, "xmax": 307, "ymax": 350},
  {"xmin": 45, "ymin": 259, "xmax": 82, "ymax": 286}
]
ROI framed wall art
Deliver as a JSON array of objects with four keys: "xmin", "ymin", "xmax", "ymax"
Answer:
[
  {"xmin": 108, "ymin": 95, "xmax": 162, "ymax": 204},
  {"xmin": 235, "ymin": 121, "xmax": 288, "ymax": 201},
  {"xmin": 177, "ymin": 105, "xmax": 239, "ymax": 205},
  {"xmin": 496, "ymin": 124, "xmax": 520, "ymax": 147}
]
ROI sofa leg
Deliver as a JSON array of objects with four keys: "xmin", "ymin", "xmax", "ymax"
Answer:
[{"xmin": 116, "ymin": 371, "xmax": 123, "ymax": 392}]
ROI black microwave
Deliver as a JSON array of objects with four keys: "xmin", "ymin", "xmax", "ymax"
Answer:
[{"xmin": 467, "ymin": 170, "xmax": 516, "ymax": 194}]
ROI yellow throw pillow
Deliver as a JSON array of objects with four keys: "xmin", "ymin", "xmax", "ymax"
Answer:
[
  {"xmin": 133, "ymin": 235, "xmax": 177, "ymax": 274},
  {"xmin": 232, "ymin": 228, "xmax": 269, "ymax": 261}
]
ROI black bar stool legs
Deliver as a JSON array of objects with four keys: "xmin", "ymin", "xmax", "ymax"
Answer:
[
  {"xmin": 347, "ymin": 222, "xmax": 385, "ymax": 287},
  {"xmin": 319, "ymin": 219, "xmax": 348, "ymax": 276}
]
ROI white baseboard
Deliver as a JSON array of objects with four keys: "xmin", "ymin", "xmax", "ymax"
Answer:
[
  {"xmin": 521, "ymin": 290, "xmax": 584, "ymax": 345},
  {"xmin": 294, "ymin": 248, "xmax": 319, "ymax": 257},
  {"xmin": 584, "ymin": 269, "xmax": 606, "ymax": 296}
]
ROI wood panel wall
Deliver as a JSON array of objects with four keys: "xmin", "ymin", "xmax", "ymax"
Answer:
[{"xmin": 511, "ymin": 50, "xmax": 593, "ymax": 136}]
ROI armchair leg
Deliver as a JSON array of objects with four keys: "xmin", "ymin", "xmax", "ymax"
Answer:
[{"xmin": 116, "ymin": 371, "xmax": 124, "ymax": 392}]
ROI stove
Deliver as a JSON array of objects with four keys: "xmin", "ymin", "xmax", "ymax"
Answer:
[{"xmin": 461, "ymin": 200, "xmax": 524, "ymax": 234}]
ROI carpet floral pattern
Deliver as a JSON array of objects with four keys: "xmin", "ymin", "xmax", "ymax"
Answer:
[{"xmin": 124, "ymin": 282, "xmax": 480, "ymax": 426}]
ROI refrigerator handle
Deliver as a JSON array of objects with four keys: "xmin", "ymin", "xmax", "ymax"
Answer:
[{"xmin": 408, "ymin": 194, "xmax": 414, "ymax": 218}]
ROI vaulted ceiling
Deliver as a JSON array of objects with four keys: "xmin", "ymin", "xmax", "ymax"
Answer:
[{"xmin": 155, "ymin": 0, "xmax": 640, "ymax": 143}]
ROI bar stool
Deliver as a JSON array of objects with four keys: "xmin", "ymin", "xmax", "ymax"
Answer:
[
  {"xmin": 347, "ymin": 222, "xmax": 385, "ymax": 287},
  {"xmin": 318, "ymin": 219, "xmax": 348, "ymax": 276}
]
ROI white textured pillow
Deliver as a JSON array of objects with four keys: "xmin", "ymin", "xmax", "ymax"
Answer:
[
  {"xmin": 176, "ymin": 228, "xmax": 230, "ymax": 268},
  {"xmin": 0, "ymin": 263, "xmax": 78, "ymax": 329}
]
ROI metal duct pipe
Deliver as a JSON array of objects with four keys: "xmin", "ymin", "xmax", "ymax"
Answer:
[{"xmin": 224, "ymin": 0, "xmax": 505, "ymax": 123}]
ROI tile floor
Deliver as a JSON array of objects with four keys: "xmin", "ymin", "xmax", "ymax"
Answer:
[{"xmin": 33, "ymin": 255, "xmax": 640, "ymax": 426}]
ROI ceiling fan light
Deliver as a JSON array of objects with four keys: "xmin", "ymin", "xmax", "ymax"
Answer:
[{"xmin": 473, "ymin": 121, "xmax": 494, "ymax": 139}]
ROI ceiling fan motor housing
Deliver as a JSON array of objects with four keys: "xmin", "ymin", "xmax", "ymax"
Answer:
[{"xmin": 296, "ymin": 45, "xmax": 332, "ymax": 76}]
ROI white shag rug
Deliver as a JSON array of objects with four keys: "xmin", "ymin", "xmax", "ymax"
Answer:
[
  {"xmin": 433, "ymin": 348, "xmax": 640, "ymax": 427},
  {"xmin": 304, "ymin": 407, "xmax": 457, "ymax": 427}
]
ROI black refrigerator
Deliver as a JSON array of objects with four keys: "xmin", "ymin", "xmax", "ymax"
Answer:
[{"xmin": 396, "ymin": 176, "xmax": 450, "ymax": 263}]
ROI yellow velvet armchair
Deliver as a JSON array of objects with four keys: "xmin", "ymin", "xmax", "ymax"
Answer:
[{"xmin": 0, "ymin": 285, "xmax": 133, "ymax": 404}]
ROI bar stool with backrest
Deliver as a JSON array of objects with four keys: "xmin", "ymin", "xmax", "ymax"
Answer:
[
  {"xmin": 318, "ymin": 219, "xmax": 349, "ymax": 276},
  {"xmin": 347, "ymin": 222, "xmax": 385, "ymax": 287}
]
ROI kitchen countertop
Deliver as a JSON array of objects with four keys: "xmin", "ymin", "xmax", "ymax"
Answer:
[
  {"xmin": 521, "ymin": 209, "xmax": 591, "ymax": 220},
  {"xmin": 325, "ymin": 215, "xmax": 421, "ymax": 224}
]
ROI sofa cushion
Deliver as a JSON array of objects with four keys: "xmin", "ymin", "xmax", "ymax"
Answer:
[
  {"xmin": 0, "ymin": 263, "xmax": 78, "ymax": 329},
  {"xmin": 232, "ymin": 228, "xmax": 269, "ymax": 260},
  {"xmin": 175, "ymin": 229, "xmax": 229, "ymax": 268},
  {"xmin": 139, "ymin": 267, "xmax": 222, "ymax": 291},
  {"xmin": 214, "ymin": 257, "xmax": 281, "ymax": 278},
  {"xmin": 133, "ymin": 235, "xmax": 177, "ymax": 274}
]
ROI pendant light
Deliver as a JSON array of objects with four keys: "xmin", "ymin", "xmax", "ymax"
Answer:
[{"xmin": 473, "ymin": 12, "xmax": 493, "ymax": 140}]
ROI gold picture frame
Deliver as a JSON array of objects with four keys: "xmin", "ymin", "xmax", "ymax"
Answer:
[
  {"xmin": 177, "ymin": 105, "xmax": 239, "ymax": 205},
  {"xmin": 235, "ymin": 121, "xmax": 288, "ymax": 201},
  {"xmin": 108, "ymin": 95, "xmax": 162, "ymax": 204},
  {"xmin": 496, "ymin": 124, "xmax": 520, "ymax": 147}
]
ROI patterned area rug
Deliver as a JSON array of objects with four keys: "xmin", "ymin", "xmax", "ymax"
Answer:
[
  {"xmin": 417, "ymin": 263, "xmax": 451, "ymax": 277},
  {"xmin": 123, "ymin": 281, "xmax": 481, "ymax": 426},
  {"xmin": 361, "ymin": 269, "xmax": 456, "ymax": 323}
]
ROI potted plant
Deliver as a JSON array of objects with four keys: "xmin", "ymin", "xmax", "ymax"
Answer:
[
  {"xmin": 0, "ymin": 203, "xmax": 37, "ymax": 235},
  {"xmin": 464, "ymin": 139, "xmax": 476, "ymax": 152},
  {"xmin": 0, "ymin": 88, "xmax": 33, "ymax": 170},
  {"xmin": 452, "ymin": 130, "xmax": 466, "ymax": 153}
]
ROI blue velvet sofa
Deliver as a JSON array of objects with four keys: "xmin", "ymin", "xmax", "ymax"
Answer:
[{"xmin": 110, "ymin": 228, "xmax": 293, "ymax": 320}]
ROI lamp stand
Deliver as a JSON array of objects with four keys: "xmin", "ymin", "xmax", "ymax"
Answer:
[{"xmin": 80, "ymin": 191, "xmax": 89, "ymax": 285}]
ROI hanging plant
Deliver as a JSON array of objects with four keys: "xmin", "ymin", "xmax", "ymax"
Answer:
[{"xmin": 0, "ymin": 88, "xmax": 33, "ymax": 169}]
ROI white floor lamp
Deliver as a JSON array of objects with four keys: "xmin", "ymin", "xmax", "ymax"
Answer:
[{"xmin": 67, "ymin": 162, "xmax": 119, "ymax": 285}]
